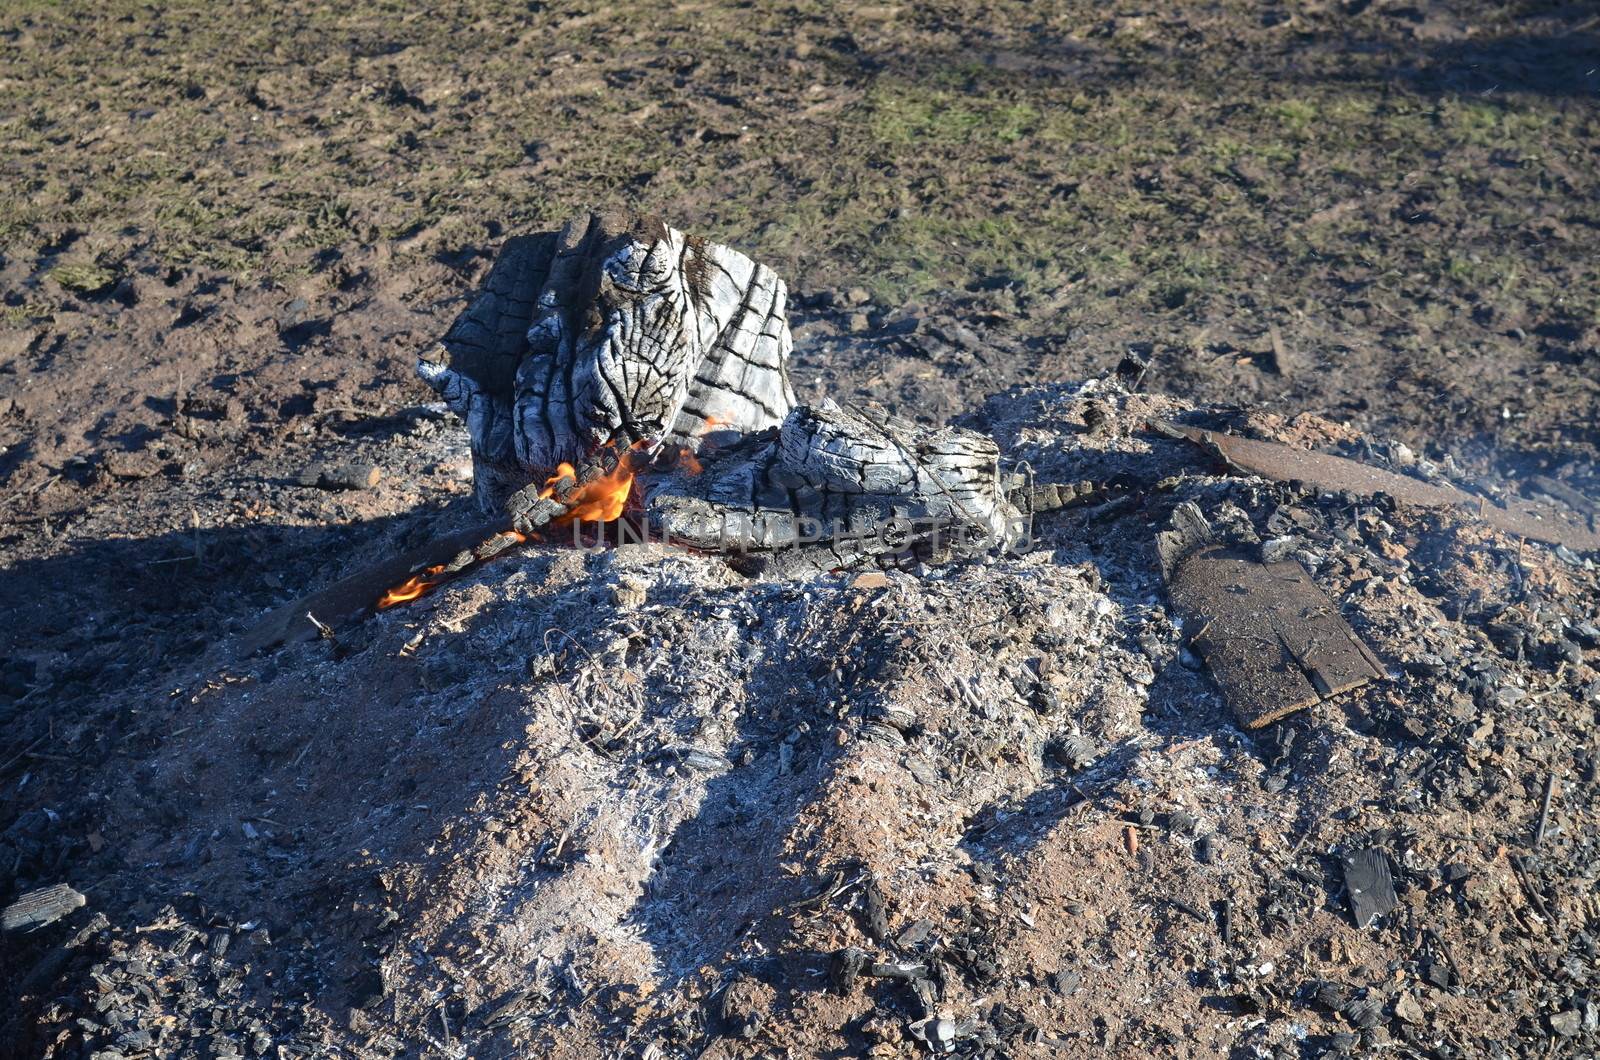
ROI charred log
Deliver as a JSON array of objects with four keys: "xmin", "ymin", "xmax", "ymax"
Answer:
[
  {"xmin": 644, "ymin": 401, "xmax": 1023, "ymax": 569},
  {"xmin": 408, "ymin": 213, "xmax": 1106, "ymax": 583},
  {"xmin": 419, "ymin": 211, "xmax": 796, "ymax": 511}
]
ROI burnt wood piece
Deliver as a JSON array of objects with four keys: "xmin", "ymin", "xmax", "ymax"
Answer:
[
  {"xmin": 643, "ymin": 400, "xmax": 1021, "ymax": 568},
  {"xmin": 1155, "ymin": 421, "xmax": 1600, "ymax": 551},
  {"xmin": 297, "ymin": 462, "xmax": 382, "ymax": 491},
  {"xmin": 1342, "ymin": 848, "xmax": 1397, "ymax": 929},
  {"xmin": 14, "ymin": 912, "xmax": 108, "ymax": 996},
  {"xmin": 1164, "ymin": 544, "xmax": 1385, "ymax": 728},
  {"xmin": 235, "ymin": 519, "xmax": 511, "ymax": 656},
  {"xmin": 1009, "ymin": 478, "xmax": 1116, "ymax": 515},
  {"xmin": 2, "ymin": 883, "xmax": 86, "ymax": 932},
  {"xmin": 418, "ymin": 211, "xmax": 796, "ymax": 512}
]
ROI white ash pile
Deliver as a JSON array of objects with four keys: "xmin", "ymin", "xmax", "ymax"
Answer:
[
  {"xmin": 79, "ymin": 416, "xmax": 1159, "ymax": 1055},
  {"xmin": 40, "ymin": 378, "xmax": 1595, "ymax": 1058}
]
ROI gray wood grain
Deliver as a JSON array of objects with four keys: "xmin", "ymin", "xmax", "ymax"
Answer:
[{"xmin": 418, "ymin": 212, "xmax": 796, "ymax": 511}]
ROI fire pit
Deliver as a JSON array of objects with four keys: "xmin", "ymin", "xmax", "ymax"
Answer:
[{"xmin": 351, "ymin": 212, "xmax": 1094, "ymax": 613}]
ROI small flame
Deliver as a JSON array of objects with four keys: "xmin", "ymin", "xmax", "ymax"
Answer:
[
  {"xmin": 679, "ymin": 449, "xmax": 705, "ymax": 475},
  {"xmin": 548, "ymin": 445, "xmax": 642, "ymax": 524},
  {"xmin": 377, "ymin": 564, "xmax": 447, "ymax": 609},
  {"xmin": 375, "ymin": 444, "xmax": 645, "ymax": 609}
]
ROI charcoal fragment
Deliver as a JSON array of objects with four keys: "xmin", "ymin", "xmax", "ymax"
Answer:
[
  {"xmin": 1422, "ymin": 960, "xmax": 1453, "ymax": 989},
  {"xmin": 1342, "ymin": 848, "xmax": 1397, "ymax": 929},
  {"xmin": 861, "ymin": 878, "xmax": 891, "ymax": 941},
  {"xmin": 1048, "ymin": 733, "xmax": 1098, "ymax": 771},
  {"xmin": 1343, "ymin": 994, "xmax": 1385, "ymax": 1029},
  {"xmin": 896, "ymin": 918, "xmax": 934, "ymax": 949},
  {"xmin": 829, "ymin": 947, "xmax": 867, "ymax": 994},
  {"xmin": 297, "ymin": 462, "xmax": 382, "ymax": 491},
  {"xmin": 1049, "ymin": 968, "xmax": 1081, "ymax": 994}
]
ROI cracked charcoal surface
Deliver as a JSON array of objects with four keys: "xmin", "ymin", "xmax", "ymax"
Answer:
[{"xmin": 419, "ymin": 212, "xmax": 797, "ymax": 512}]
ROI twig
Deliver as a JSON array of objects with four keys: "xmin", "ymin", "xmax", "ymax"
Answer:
[
  {"xmin": 1534, "ymin": 771, "xmax": 1556, "ymax": 847},
  {"xmin": 4, "ymin": 472, "xmax": 61, "ymax": 509},
  {"xmin": 0, "ymin": 735, "xmax": 49, "ymax": 777},
  {"xmin": 315, "ymin": 404, "xmax": 392, "ymax": 419}
]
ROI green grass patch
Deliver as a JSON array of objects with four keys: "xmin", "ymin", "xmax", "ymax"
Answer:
[{"xmin": 50, "ymin": 263, "xmax": 117, "ymax": 293}]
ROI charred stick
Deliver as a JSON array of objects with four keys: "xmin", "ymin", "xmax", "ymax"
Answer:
[
  {"xmin": 1534, "ymin": 771, "xmax": 1556, "ymax": 848},
  {"xmin": 865, "ymin": 960, "xmax": 930, "ymax": 981},
  {"xmin": 505, "ymin": 440, "xmax": 649, "ymax": 536},
  {"xmin": 440, "ymin": 440, "xmax": 654, "ymax": 577}
]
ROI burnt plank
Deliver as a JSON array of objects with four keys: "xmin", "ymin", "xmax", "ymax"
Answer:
[
  {"xmin": 1155, "ymin": 422, "xmax": 1600, "ymax": 552},
  {"xmin": 1166, "ymin": 545, "xmax": 1383, "ymax": 729},
  {"xmin": 1258, "ymin": 559, "xmax": 1387, "ymax": 699},
  {"xmin": 2, "ymin": 883, "xmax": 86, "ymax": 932}
]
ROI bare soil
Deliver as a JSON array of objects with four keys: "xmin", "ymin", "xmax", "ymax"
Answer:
[{"xmin": 2, "ymin": 2, "xmax": 1599, "ymax": 1058}]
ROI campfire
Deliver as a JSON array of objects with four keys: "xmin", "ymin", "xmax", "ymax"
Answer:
[
  {"xmin": 252, "ymin": 208, "xmax": 1596, "ymax": 743},
  {"xmin": 355, "ymin": 211, "xmax": 1066, "ymax": 616}
]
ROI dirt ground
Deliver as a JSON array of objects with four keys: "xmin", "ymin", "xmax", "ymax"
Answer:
[{"xmin": 2, "ymin": 1, "xmax": 1599, "ymax": 1058}]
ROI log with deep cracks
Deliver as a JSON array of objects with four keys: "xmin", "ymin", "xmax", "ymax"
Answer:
[{"xmin": 420, "ymin": 210, "xmax": 1066, "ymax": 569}]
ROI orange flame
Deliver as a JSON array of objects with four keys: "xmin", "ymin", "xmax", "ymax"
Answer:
[
  {"xmin": 377, "ymin": 564, "xmax": 447, "ymax": 609},
  {"xmin": 375, "ymin": 444, "xmax": 645, "ymax": 609},
  {"xmin": 544, "ymin": 442, "xmax": 645, "ymax": 524},
  {"xmin": 554, "ymin": 458, "xmax": 636, "ymax": 522}
]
